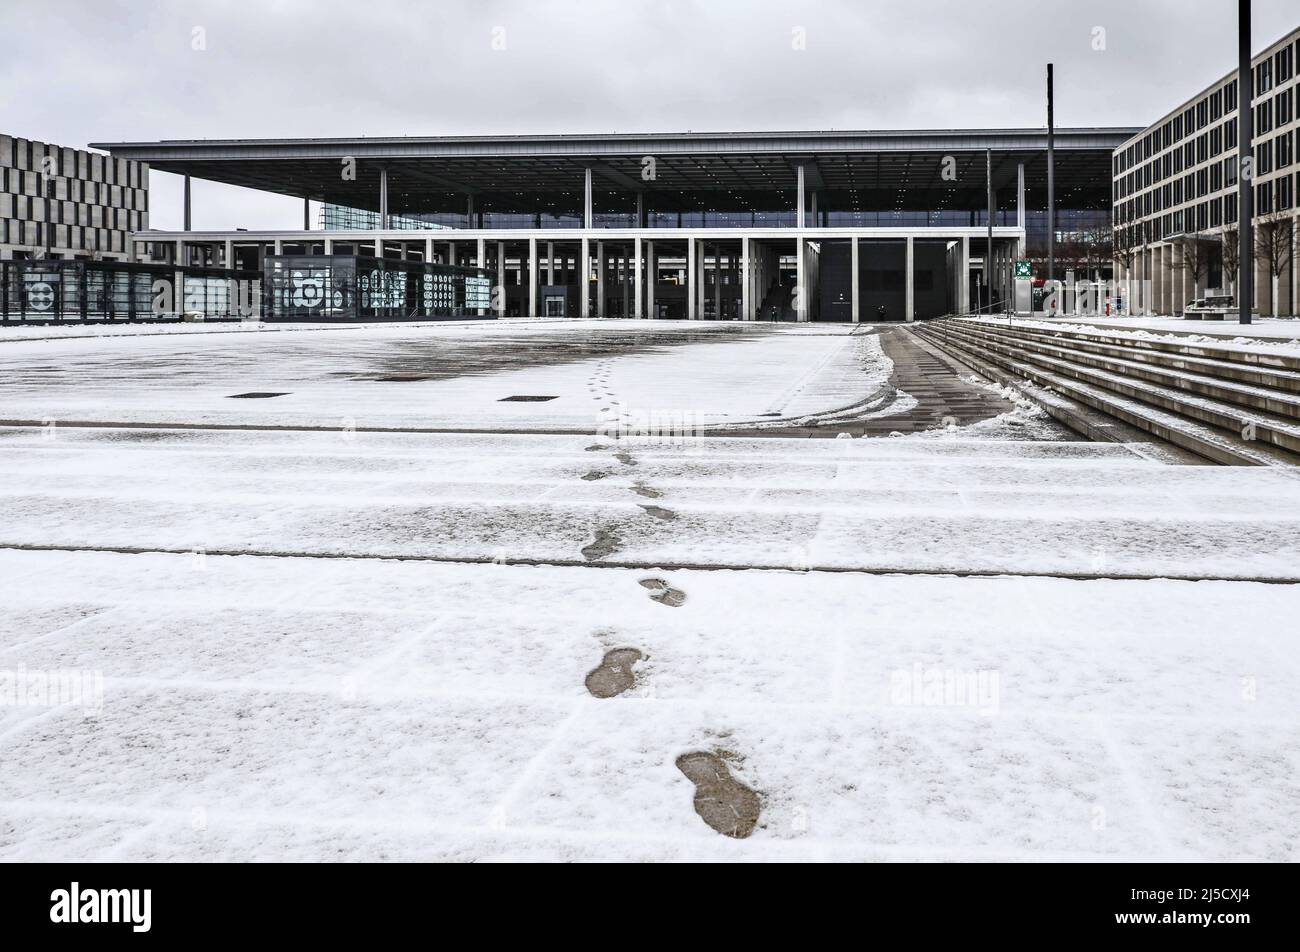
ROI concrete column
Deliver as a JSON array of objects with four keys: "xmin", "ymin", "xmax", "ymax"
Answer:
[
  {"xmin": 850, "ymin": 237, "xmax": 860, "ymax": 323},
  {"xmin": 526, "ymin": 237, "xmax": 537, "ymax": 317},
  {"xmin": 622, "ymin": 250, "xmax": 630, "ymax": 318},
  {"xmin": 634, "ymin": 236, "xmax": 643, "ymax": 319},
  {"xmin": 959, "ymin": 235, "xmax": 970, "ymax": 314},
  {"xmin": 273, "ymin": 239, "xmax": 283, "ymax": 255},
  {"xmin": 796, "ymin": 166, "xmax": 805, "ymax": 229},
  {"xmin": 223, "ymin": 239, "xmax": 234, "ymax": 270},
  {"xmin": 1291, "ymin": 218, "xmax": 1299, "ymax": 317},
  {"xmin": 496, "ymin": 242, "xmax": 506, "ymax": 316},
  {"xmin": 796, "ymin": 237, "xmax": 807, "ymax": 322},
  {"xmin": 183, "ymin": 174, "xmax": 192, "ymax": 231},
  {"xmin": 687, "ymin": 238, "xmax": 697, "ymax": 320},
  {"xmin": 466, "ymin": 194, "xmax": 474, "ymax": 228},
  {"xmin": 580, "ymin": 236, "xmax": 590, "ymax": 318},
  {"xmin": 697, "ymin": 240, "xmax": 706, "ymax": 319},
  {"xmin": 905, "ymin": 236, "xmax": 915, "ymax": 322},
  {"xmin": 1016, "ymin": 162, "xmax": 1025, "ymax": 230},
  {"xmin": 712, "ymin": 245, "xmax": 722, "ymax": 319},
  {"xmin": 596, "ymin": 241, "xmax": 606, "ymax": 317},
  {"xmin": 379, "ymin": 168, "xmax": 389, "ymax": 230},
  {"xmin": 546, "ymin": 241, "xmax": 554, "ymax": 285},
  {"xmin": 476, "ymin": 237, "xmax": 485, "ymax": 268},
  {"xmin": 811, "ymin": 191, "xmax": 818, "ymax": 228},
  {"xmin": 424, "ymin": 237, "xmax": 434, "ymax": 264},
  {"xmin": 741, "ymin": 236, "xmax": 752, "ymax": 321},
  {"xmin": 646, "ymin": 240, "xmax": 656, "ymax": 319},
  {"xmin": 584, "ymin": 168, "xmax": 593, "ymax": 229}
]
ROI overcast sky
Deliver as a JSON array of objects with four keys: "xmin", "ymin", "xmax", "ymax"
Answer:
[{"xmin": 2, "ymin": 0, "xmax": 1296, "ymax": 230}]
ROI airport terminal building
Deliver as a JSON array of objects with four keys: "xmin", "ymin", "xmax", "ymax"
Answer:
[{"xmin": 87, "ymin": 127, "xmax": 1128, "ymax": 322}]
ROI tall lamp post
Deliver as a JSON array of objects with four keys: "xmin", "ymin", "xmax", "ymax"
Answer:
[{"xmin": 1238, "ymin": 0, "xmax": 1253, "ymax": 324}]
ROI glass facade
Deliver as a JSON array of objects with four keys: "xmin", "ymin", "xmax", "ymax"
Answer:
[
  {"xmin": 264, "ymin": 255, "xmax": 494, "ymax": 321},
  {"xmin": 0, "ymin": 259, "xmax": 258, "ymax": 322}
]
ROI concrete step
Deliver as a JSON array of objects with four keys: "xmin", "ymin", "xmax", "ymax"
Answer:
[
  {"xmin": 934, "ymin": 322, "xmax": 1300, "ymax": 458},
  {"xmin": 949, "ymin": 321, "xmax": 1300, "ymax": 420},
  {"xmin": 960, "ymin": 319, "xmax": 1300, "ymax": 394},
  {"xmin": 913, "ymin": 323, "xmax": 1300, "ymax": 467},
  {"xmin": 959, "ymin": 317, "xmax": 1300, "ymax": 373}
]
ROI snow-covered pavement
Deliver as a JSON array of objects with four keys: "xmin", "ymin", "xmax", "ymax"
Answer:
[
  {"xmin": 1, "ymin": 321, "xmax": 1297, "ymax": 862},
  {"xmin": 2, "ymin": 546, "xmax": 1297, "ymax": 862},
  {"xmin": 0, "ymin": 320, "xmax": 890, "ymax": 431}
]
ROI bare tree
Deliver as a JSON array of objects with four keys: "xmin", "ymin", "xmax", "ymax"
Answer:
[
  {"xmin": 1254, "ymin": 213, "xmax": 1295, "ymax": 318},
  {"xmin": 1112, "ymin": 225, "xmax": 1139, "ymax": 315},
  {"xmin": 1178, "ymin": 235, "xmax": 1212, "ymax": 312},
  {"xmin": 1220, "ymin": 227, "xmax": 1239, "ymax": 299}
]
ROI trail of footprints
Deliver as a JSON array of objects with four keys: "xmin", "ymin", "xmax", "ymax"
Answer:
[
  {"xmin": 580, "ymin": 578, "xmax": 762, "ymax": 840},
  {"xmin": 577, "ymin": 365, "xmax": 757, "ymax": 837},
  {"xmin": 579, "ymin": 444, "xmax": 679, "ymax": 560}
]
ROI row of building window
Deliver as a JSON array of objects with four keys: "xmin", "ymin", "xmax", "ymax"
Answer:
[
  {"xmin": 1114, "ymin": 131, "xmax": 1296, "ymax": 225},
  {"xmin": 1117, "ymin": 172, "xmax": 1297, "ymax": 245},
  {"xmin": 1, "ymin": 137, "xmax": 146, "ymax": 191},
  {"xmin": 0, "ymin": 219, "xmax": 127, "ymax": 253},
  {"xmin": 0, "ymin": 168, "xmax": 148, "ymax": 214}
]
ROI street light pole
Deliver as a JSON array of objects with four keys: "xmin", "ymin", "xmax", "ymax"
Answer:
[
  {"xmin": 1047, "ymin": 63, "xmax": 1055, "ymax": 285},
  {"xmin": 1237, "ymin": 0, "xmax": 1253, "ymax": 324}
]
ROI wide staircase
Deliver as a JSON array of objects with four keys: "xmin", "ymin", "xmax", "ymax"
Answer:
[{"xmin": 912, "ymin": 317, "xmax": 1300, "ymax": 466}]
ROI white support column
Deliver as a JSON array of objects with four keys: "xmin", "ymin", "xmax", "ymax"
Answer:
[
  {"xmin": 379, "ymin": 168, "xmax": 389, "ymax": 230},
  {"xmin": 741, "ymin": 236, "xmax": 751, "ymax": 321},
  {"xmin": 496, "ymin": 241, "xmax": 505, "ymax": 316},
  {"xmin": 697, "ymin": 240, "xmax": 706, "ymax": 319},
  {"xmin": 476, "ymin": 238, "xmax": 487, "ymax": 316},
  {"xmin": 646, "ymin": 240, "xmax": 656, "ymax": 319},
  {"xmin": 584, "ymin": 168, "xmax": 593, "ymax": 229},
  {"xmin": 596, "ymin": 241, "xmax": 606, "ymax": 317},
  {"xmin": 634, "ymin": 236, "xmax": 643, "ymax": 319},
  {"xmin": 905, "ymin": 236, "xmax": 914, "ymax": 322},
  {"xmin": 223, "ymin": 239, "xmax": 234, "ymax": 270},
  {"xmin": 579, "ymin": 236, "xmax": 590, "ymax": 318},
  {"xmin": 1016, "ymin": 163, "xmax": 1025, "ymax": 230},
  {"xmin": 546, "ymin": 241, "xmax": 554, "ymax": 285},
  {"xmin": 850, "ymin": 237, "xmax": 860, "ymax": 323},
  {"xmin": 712, "ymin": 245, "xmax": 720, "ymax": 320},
  {"xmin": 796, "ymin": 236, "xmax": 807, "ymax": 322},
  {"xmin": 323, "ymin": 238, "xmax": 333, "ymax": 256},
  {"xmin": 527, "ymin": 237, "xmax": 538, "ymax": 317},
  {"xmin": 796, "ymin": 166, "xmax": 806, "ymax": 229},
  {"xmin": 183, "ymin": 174, "xmax": 192, "ymax": 231},
  {"xmin": 687, "ymin": 238, "xmax": 697, "ymax": 320},
  {"xmin": 959, "ymin": 235, "xmax": 970, "ymax": 314},
  {"xmin": 424, "ymin": 237, "xmax": 433, "ymax": 264}
]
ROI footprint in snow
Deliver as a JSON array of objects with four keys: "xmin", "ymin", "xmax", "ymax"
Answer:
[
  {"xmin": 584, "ymin": 647, "xmax": 644, "ymax": 698},
  {"xmin": 676, "ymin": 751, "xmax": 762, "ymax": 839},
  {"xmin": 639, "ymin": 577, "xmax": 686, "ymax": 607}
]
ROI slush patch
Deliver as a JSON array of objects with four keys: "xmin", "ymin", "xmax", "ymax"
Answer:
[{"xmin": 581, "ymin": 527, "xmax": 623, "ymax": 561}]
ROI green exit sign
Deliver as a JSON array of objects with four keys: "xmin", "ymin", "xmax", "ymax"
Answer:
[{"xmin": 1014, "ymin": 260, "xmax": 1033, "ymax": 278}]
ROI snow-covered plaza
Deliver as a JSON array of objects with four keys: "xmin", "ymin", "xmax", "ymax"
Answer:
[{"xmin": 1, "ymin": 319, "xmax": 1297, "ymax": 861}]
